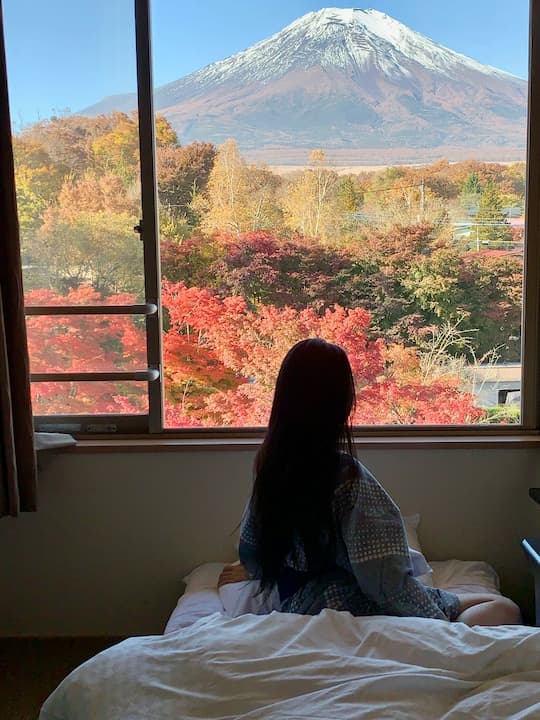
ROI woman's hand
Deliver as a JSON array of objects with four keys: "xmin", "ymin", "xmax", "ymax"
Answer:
[{"xmin": 218, "ymin": 563, "xmax": 250, "ymax": 588}]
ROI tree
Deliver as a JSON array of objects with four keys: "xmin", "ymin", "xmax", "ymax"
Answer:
[
  {"xmin": 26, "ymin": 166, "xmax": 143, "ymax": 295},
  {"xmin": 22, "ymin": 114, "xmax": 107, "ymax": 176},
  {"xmin": 91, "ymin": 112, "xmax": 177, "ymax": 185},
  {"xmin": 208, "ymin": 231, "xmax": 350, "ymax": 309},
  {"xmin": 160, "ymin": 282, "xmax": 485, "ymax": 427},
  {"xmin": 36, "ymin": 208, "xmax": 144, "ymax": 295},
  {"xmin": 157, "ymin": 141, "xmax": 216, "ymax": 226},
  {"xmin": 201, "ymin": 139, "xmax": 282, "ymax": 234},
  {"xmin": 160, "ymin": 233, "xmax": 224, "ymax": 287},
  {"xmin": 12, "ymin": 137, "xmax": 63, "ymax": 256},
  {"xmin": 24, "ymin": 282, "xmax": 487, "ymax": 427},
  {"xmin": 25, "ymin": 286, "xmax": 147, "ymax": 415},
  {"xmin": 91, "ymin": 112, "xmax": 140, "ymax": 183},
  {"xmin": 462, "ymin": 172, "xmax": 481, "ymax": 195},
  {"xmin": 336, "ymin": 175, "xmax": 361, "ymax": 212},
  {"xmin": 361, "ymin": 173, "xmax": 447, "ymax": 229},
  {"xmin": 283, "ymin": 149, "xmax": 340, "ymax": 240},
  {"xmin": 471, "ymin": 180, "xmax": 512, "ymax": 247}
]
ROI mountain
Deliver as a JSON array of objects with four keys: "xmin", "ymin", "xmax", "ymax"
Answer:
[{"xmin": 82, "ymin": 8, "xmax": 528, "ymax": 164}]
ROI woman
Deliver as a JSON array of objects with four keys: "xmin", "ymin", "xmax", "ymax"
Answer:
[{"xmin": 220, "ymin": 338, "xmax": 521, "ymax": 626}]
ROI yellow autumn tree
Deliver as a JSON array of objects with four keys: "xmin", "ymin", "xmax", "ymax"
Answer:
[
  {"xmin": 200, "ymin": 139, "xmax": 283, "ymax": 234},
  {"xmin": 282, "ymin": 149, "xmax": 340, "ymax": 240},
  {"xmin": 91, "ymin": 112, "xmax": 177, "ymax": 184}
]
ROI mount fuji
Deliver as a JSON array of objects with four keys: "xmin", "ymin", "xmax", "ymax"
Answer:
[{"xmin": 82, "ymin": 8, "xmax": 528, "ymax": 164}]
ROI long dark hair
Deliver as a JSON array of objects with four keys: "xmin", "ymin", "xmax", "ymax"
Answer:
[{"xmin": 250, "ymin": 338, "xmax": 357, "ymax": 591}]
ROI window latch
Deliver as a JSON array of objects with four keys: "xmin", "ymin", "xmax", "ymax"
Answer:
[{"xmin": 134, "ymin": 220, "xmax": 143, "ymax": 237}]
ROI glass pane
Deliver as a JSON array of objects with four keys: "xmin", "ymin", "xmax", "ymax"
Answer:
[
  {"xmin": 4, "ymin": 0, "xmax": 149, "ymax": 417},
  {"xmin": 4, "ymin": 0, "xmax": 144, "ymax": 298},
  {"xmin": 30, "ymin": 381, "xmax": 148, "ymax": 416},
  {"xmin": 150, "ymin": 1, "xmax": 527, "ymax": 428},
  {"xmin": 26, "ymin": 314, "xmax": 147, "ymax": 374}
]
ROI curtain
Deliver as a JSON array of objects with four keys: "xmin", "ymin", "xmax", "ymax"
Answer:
[{"xmin": 0, "ymin": 0, "xmax": 37, "ymax": 517}]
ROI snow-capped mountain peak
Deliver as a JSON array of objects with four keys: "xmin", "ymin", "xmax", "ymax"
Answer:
[
  {"xmin": 165, "ymin": 6, "xmax": 519, "ymax": 94},
  {"xmin": 82, "ymin": 7, "xmax": 527, "ymax": 164}
]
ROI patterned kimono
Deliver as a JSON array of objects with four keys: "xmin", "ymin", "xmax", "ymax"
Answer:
[{"xmin": 239, "ymin": 456, "xmax": 460, "ymax": 621}]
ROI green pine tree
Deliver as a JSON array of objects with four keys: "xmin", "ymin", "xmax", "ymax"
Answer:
[
  {"xmin": 462, "ymin": 172, "xmax": 481, "ymax": 195},
  {"xmin": 471, "ymin": 180, "xmax": 512, "ymax": 247}
]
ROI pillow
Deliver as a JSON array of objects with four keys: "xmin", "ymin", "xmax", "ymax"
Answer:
[
  {"xmin": 219, "ymin": 580, "xmax": 280, "ymax": 618},
  {"xmin": 163, "ymin": 589, "xmax": 223, "ymax": 633},
  {"xmin": 403, "ymin": 513, "xmax": 423, "ymax": 553},
  {"xmin": 430, "ymin": 560, "xmax": 500, "ymax": 595},
  {"xmin": 163, "ymin": 562, "xmax": 226, "ymax": 633},
  {"xmin": 409, "ymin": 547, "xmax": 433, "ymax": 584},
  {"xmin": 182, "ymin": 562, "xmax": 226, "ymax": 592},
  {"xmin": 403, "ymin": 513, "xmax": 433, "ymax": 585}
]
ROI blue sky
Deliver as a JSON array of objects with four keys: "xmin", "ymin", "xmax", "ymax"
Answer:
[{"xmin": 3, "ymin": 0, "xmax": 530, "ymax": 126}]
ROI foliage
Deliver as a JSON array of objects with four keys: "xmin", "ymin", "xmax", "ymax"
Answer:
[
  {"xmin": 282, "ymin": 149, "xmax": 342, "ymax": 240},
  {"xmin": 201, "ymin": 139, "xmax": 282, "ymax": 233},
  {"xmin": 35, "ymin": 207, "xmax": 143, "ymax": 295},
  {"xmin": 471, "ymin": 180, "xmax": 513, "ymax": 246},
  {"xmin": 25, "ymin": 286, "xmax": 148, "ymax": 415},
  {"xmin": 25, "ymin": 284, "xmax": 486, "ymax": 426},
  {"xmin": 208, "ymin": 231, "xmax": 351, "ymax": 309},
  {"xmin": 157, "ymin": 141, "xmax": 216, "ymax": 226},
  {"xmin": 13, "ymin": 115, "xmax": 524, "ymax": 426},
  {"xmin": 160, "ymin": 282, "xmax": 485, "ymax": 427}
]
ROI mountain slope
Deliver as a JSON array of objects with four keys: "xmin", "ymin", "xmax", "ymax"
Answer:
[{"xmin": 82, "ymin": 8, "xmax": 527, "ymax": 162}]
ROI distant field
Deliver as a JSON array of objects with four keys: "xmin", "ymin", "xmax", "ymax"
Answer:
[
  {"xmin": 268, "ymin": 160, "xmax": 526, "ymax": 176},
  {"xmin": 268, "ymin": 164, "xmax": 419, "ymax": 176},
  {"xmin": 244, "ymin": 145, "xmax": 526, "ymax": 173}
]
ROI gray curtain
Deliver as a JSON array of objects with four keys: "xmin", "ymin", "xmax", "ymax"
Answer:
[{"xmin": 0, "ymin": 0, "xmax": 37, "ymax": 517}]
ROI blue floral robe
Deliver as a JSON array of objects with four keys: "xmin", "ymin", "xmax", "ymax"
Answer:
[{"xmin": 239, "ymin": 456, "xmax": 460, "ymax": 621}]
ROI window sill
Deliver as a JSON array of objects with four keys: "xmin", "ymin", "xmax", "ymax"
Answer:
[{"xmin": 46, "ymin": 432, "xmax": 540, "ymax": 453}]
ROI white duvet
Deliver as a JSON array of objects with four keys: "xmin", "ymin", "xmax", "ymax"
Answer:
[{"xmin": 41, "ymin": 609, "xmax": 540, "ymax": 719}]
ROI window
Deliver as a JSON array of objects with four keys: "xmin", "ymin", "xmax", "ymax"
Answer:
[{"xmin": 3, "ymin": 0, "xmax": 539, "ymax": 435}]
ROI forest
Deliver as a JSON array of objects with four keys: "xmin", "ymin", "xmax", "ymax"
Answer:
[{"xmin": 15, "ymin": 111, "xmax": 525, "ymax": 426}]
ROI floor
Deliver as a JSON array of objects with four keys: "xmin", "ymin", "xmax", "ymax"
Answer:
[{"xmin": 0, "ymin": 637, "xmax": 124, "ymax": 720}]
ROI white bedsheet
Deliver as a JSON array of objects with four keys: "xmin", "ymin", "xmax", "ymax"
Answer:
[{"xmin": 40, "ymin": 610, "xmax": 540, "ymax": 719}]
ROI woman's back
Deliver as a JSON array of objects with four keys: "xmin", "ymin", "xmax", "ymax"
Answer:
[{"xmin": 240, "ymin": 452, "xmax": 461, "ymax": 621}]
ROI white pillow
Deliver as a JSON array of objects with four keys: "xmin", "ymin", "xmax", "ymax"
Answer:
[
  {"xmin": 403, "ymin": 513, "xmax": 433, "ymax": 585},
  {"xmin": 182, "ymin": 562, "xmax": 226, "ymax": 592},
  {"xmin": 403, "ymin": 513, "xmax": 423, "ymax": 553},
  {"xmin": 163, "ymin": 563, "xmax": 226, "ymax": 633},
  {"xmin": 219, "ymin": 581, "xmax": 280, "ymax": 618},
  {"xmin": 163, "ymin": 590, "xmax": 223, "ymax": 633},
  {"xmin": 430, "ymin": 560, "xmax": 501, "ymax": 595}
]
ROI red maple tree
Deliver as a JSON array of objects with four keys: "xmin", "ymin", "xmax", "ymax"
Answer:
[{"xmin": 26, "ymin": 284, "xmax": 485, "ymax": 426}]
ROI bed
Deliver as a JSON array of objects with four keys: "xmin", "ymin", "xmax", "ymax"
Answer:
[{"xmin": 39, "ymin": 521, "xmax": 540, "ymax": 719}]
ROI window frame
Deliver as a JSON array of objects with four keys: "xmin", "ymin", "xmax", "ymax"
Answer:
[{"xmin": 16, "ymin": 0, "xmax": 540, "ymax": 439}]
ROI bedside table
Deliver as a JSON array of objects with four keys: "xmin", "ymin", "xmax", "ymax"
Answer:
[{"xmin": 522, "ymin": 538, "xmax": 540, "ymax": 626}]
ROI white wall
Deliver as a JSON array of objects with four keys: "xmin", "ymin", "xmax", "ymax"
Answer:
[{"xmin": 0, "ymin": 446, "xmax": 539, "ymax": 636}]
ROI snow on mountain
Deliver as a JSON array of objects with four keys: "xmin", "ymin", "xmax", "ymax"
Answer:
[
  {"xmin": 155, "ymin": 8, "xmax": 521, "ymax": 97},
  {"xmin": 81, "ymin": 8, "xmax": 527, "ymax": 163}
]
